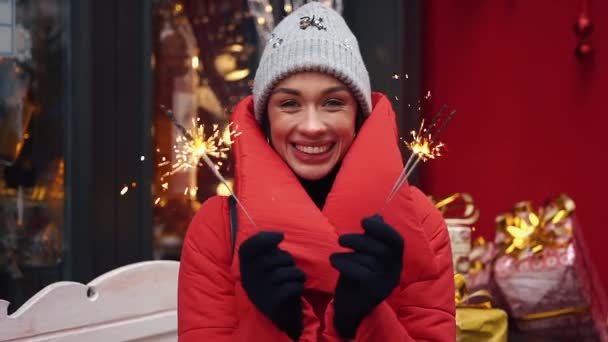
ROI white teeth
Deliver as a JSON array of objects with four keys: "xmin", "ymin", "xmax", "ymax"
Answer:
[{"xmin": 294, "ymin": 144, "xmax": 331, "ymax": 154}]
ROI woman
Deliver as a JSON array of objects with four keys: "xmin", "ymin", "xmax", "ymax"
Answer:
[{"xmin": 178, "ymin": 2, "xmax": 455, "ymax": 341}]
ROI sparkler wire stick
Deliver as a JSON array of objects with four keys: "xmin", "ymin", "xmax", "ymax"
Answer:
[
  {"xmin": 165, "ymin": 109, "xmax": 191, "ymax": 139},
  {"xmin": 386, "ymin": 122, "xmax": 425, "ymax": 203},
  {"xmin": 386, "ymin": 151, "xmax": 415, "ymax": 204},
  {"xmin": 405, "ymin": 156, "xmax": 422, "ymax": 180},
  {"xmin": 199, "ymin": 152, "xmax": 258, "ymax": 229},
  {"xmin": 433, "ymin": 109, "xmax": 457, "ymax": 139},
  {"xmin": 386, "ymin": 155, "xmax": 416, "ymax": 206},
  {"xmin": 424, "ymin": 104, "xmax": 448, "ymax": 135}
]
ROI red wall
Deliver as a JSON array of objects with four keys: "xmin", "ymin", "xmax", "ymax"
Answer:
[{"xmin": 421, "ymin": 1, "xmax": 608, "ymax": 287}]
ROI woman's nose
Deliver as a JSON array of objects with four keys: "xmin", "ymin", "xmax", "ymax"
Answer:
[{"xmin": 298, "ymin": 108, "xmax": 325, "ymax": 135}]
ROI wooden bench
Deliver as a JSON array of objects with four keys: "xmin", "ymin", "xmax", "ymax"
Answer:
[{"xmin": 0, "ymin": 260, "xmax": 179, "ymax": 341}]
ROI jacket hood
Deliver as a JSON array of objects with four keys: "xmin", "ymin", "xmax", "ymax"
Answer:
[{"xmin": 229, "ymin": 92, "xmax": 439, "ymax": 292}]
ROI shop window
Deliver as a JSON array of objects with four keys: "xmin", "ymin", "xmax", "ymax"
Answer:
[{"xmin": 0, "ymin": 0, "xmax": 66, "ymax": 311}]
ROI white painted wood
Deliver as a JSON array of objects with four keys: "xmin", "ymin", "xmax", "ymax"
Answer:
[{"xmin": 0, "ymin": 260, "xmax": 179, "ymax": 342}]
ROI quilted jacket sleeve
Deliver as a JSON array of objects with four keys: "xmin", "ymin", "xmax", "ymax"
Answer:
[
  {"xmin": 321, "ymin": 187, "xmax": 456, "ymax": 341},
  {"xmin": 178, "ymin": 196, "xmax": 237, "ymax": 341},
  {"xmin": 178, "ymin": 196, "xmax": 319, "ymax": 341}
]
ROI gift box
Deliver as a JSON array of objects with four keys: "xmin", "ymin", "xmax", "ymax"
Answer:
[
  {"xmin": 435, "ymin": 193, "xmax": 478, "ymax": 274},
  {"xmin": 493, "ymin": 194, "xmax": 608, "ymax": 341},
  {"xmin": 457, "ymin": 308, "xmax": 507, "ymax": 342},
  {"xmin": 455, "ymin": 273, "xmax": 508, "ymax": 342}
]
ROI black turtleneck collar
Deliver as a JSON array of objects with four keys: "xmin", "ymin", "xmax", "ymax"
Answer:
[{"xmin": 297, "ymin": 164, "xmax": 340, "ymax": 210}]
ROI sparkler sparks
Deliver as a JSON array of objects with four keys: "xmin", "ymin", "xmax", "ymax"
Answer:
[
  {"xmin": 406, "ymin": 120, "xmax": 444, "ymax": 162},
  {"xmin": 161, "ymin": 107, "xmax": 257, "ymax": 228},
  {"xmin": 119, "ymin": 181, "xmax": 138, "ymax": 197},
  {"xmin": 391, "ymin": 73, "xmax": 409, "ymax": 80},
  {"xmin": 384, "ymin": 103, "xmax": 456, "ymax": 207},
  {"xmin": 162, "ymin": 120, "xmax": 240, "ymax": 178}
]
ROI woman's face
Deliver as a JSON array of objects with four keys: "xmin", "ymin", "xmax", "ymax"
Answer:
[{"xmin": 267, "ymin": 72, "xmax": 358, "ymax": 180}]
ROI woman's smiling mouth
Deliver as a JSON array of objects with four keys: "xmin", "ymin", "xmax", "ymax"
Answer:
[{"xmin": 292, "ymin": 143, "xmax": 334, "ymax": 155}]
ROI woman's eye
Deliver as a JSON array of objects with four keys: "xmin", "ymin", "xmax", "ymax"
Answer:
[
  {"xmin": 325, "ymin": 99, "xmax": 345, "ymax": 108},
  {"xmin": 279, "ymin": 100, "xmax": 299, "ymax": 108}
]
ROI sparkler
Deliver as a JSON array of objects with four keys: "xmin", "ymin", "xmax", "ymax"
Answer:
[
  {"xmin": 162, "ymin": 108, "xmax": 257, "ymax": 228},
  {"xmin": 386, "ymin": 71, "xmax": 456, "ymax": 207},
  {"xmin": 163, "ymin": 120, "xmax": 236, "ymax": 177},
  {"xmin": 384, "ymin": 105, "xmax": 456, "ymax": 207}
]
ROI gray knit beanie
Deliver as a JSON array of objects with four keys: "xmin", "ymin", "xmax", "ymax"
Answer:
[{"xmin": 252, "ymin": 2, "xmax": 371, "ymax": 123}]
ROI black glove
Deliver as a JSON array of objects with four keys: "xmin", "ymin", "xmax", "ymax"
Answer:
[
  {"xmin": 239, "ymin": 231, "xmax": 306, "ymax": 341},
  {"xmin": 330, "ymin": 215, "xmax": 404, "ymax": 339}
]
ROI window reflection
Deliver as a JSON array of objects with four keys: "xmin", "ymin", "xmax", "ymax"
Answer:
[{"xmin": 0, "ymin": 0, "xmax": 66, "ymax": 312}]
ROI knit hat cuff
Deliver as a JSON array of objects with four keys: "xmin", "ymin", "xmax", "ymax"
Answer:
[{"xmin": 253, "ymin": 37, "xmax": 372, "ymax": 122}]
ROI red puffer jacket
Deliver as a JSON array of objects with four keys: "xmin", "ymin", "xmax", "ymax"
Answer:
[{"xmin": 178, "ymin": 93, "xmax": 456, "ymax": 341}]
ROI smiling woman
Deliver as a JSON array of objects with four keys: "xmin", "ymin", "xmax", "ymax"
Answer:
[{"xmin": 178, "ymin": 2, "xmax": 456, "ymax": 342}]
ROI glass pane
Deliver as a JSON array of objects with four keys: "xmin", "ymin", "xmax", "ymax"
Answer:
[
  {"xmin": 151, "ymin": 0, "xmax": 260, "ymax": 260},
  {"xmin": 0, "ymin": 0, "xmax": 66, "ymax": 312}
]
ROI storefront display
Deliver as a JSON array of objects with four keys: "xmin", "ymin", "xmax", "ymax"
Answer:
[{"xmin": 0, "ymin": 0, "xmax": 66, "ymax": 312}]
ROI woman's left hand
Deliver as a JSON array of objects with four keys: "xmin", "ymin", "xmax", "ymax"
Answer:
[{"xmin": 329, "ymin": 214, "xmax": 404, "ymax": 339}]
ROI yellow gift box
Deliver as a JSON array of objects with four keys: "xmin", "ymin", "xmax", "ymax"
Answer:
[
  {"xmin": 457, "ymin": 307, "xmax": 507, "ymax": 342},
  {"xmin": 455, "ymin": 274, "xmax": 508, "ymax": 342}
]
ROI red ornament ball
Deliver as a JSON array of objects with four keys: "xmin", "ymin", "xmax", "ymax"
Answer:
[
  {"xmin": 575, "ymin": 41, "xmax": 593, "ymax": 59},
  {"xmin": 574, "ymin": 15, "xmax": 594, "ymax": 38}
]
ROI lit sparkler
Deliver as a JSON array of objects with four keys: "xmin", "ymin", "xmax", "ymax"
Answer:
[
  {"xmin": 162, "ymin": 108, "xmax": 257, "ymax": 228},
  {"xmin": 163, "ymin": 120, "xmax": 238, "ymax": 177},
  {"xmin": 384, "ymin": 105, "xmax": 456, "ymax": 206}
]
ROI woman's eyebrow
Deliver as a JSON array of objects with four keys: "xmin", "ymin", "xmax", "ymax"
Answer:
[
  {"xmin": 272, "ymin": 87, "xmax": 300, "ymax": 96},
  {"xmin": 272, "ymin": 86, "xmax": 348, "ymax": 96},
  {"xmin": 321, "ymin": 86, "xmax": 349, "ymax": 95}
]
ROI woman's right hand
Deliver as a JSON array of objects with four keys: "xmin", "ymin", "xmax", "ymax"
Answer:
[
  {"xmin": 329, "ymin": 215, "xmax": 404, "ymax": 339},
  {"xmin": 239, "ymin": 231, "xmax": 306, "ymax": 341}
]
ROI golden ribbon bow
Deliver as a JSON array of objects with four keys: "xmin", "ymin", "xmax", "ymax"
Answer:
[
  {"xmin": 435, "ymin": 193, "xmax": 480, "ymax": 227},
  {"xmin": 495, "ymin": 194, "xmax": 576, "ymax": 258},
  {"xmin": 454, "ymin": 273, "xmax": 493, "ymax": 309}
]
